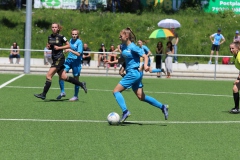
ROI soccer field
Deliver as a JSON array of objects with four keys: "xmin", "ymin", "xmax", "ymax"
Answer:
[{"xmin": 0, "ymin": 74, "xmax": 240, "ymax": 160}]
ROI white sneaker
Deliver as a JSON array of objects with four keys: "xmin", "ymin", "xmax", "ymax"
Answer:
[
  {"xmin": 69, "ymin": 96, "xmax": 78, "ymax": 101},
  {"xmin": 208, "ymin": 61, "xmax": 212, "ymax": 64}
]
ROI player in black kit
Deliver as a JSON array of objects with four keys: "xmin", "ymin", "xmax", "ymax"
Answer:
[{"xmin": 34, "ymin": 23, "xmax": 87, "ymax": 100}]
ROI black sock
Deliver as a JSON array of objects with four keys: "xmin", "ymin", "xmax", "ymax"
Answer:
[
  {"xmin": 43, "ymin": 80, "xmax": 52, "ymax": 96},
  {"xmin": 233, "ymin": 92, "xmax": 239, "ymax": 109},
  {"xmin": 123, "ymin": 110, "xmax": 128, "ymax": 114},
  {"xmin": 66, "ymin": 76, "xmax": 83, "ymax": 87}
]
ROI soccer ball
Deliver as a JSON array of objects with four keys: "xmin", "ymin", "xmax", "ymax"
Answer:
[{"xmin": 107, "ymin": 112, "xmax": 120, "ymax": 125}]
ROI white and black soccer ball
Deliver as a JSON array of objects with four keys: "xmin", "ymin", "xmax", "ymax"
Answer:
[{"xmin": 107, "ymin": 112, "xmax": 120, "ymax": 125}]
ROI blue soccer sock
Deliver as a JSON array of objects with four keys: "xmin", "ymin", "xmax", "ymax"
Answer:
[
  {"xmin": 74, "ymin": 85, "xmax": 79, "ymax": 97},
  {"xmin": 144, "ymin": 95, "xmax": 163, "ymax": 109},
  {"xmin": 113, "ymin": 92, "xmax": 127, "ymax": 112},
  {"xmin": 59, "ymin": 80, "xmax": 65, "ymax": 93},
  {"xmin": 151, "ymin": 68, "xmax": 161, "ymax": 73}
]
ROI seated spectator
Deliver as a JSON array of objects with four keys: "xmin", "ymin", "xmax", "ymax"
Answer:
[
  {"xmin": 44, "ymin": 43, "xmax": 52, "ymax": 65},
  {"xmin": 108, "ymin": 44, "xmax": 117, "ymax": 69},
  {"xmin": 9, "ymin": 42, "xmax": 20, "ymax": 64},
  {"xmin": 98, "ymin": 43, "xmax": 107, "ymax": 67},
  {"xmin": 82, "ymin": 43, "xmax": 91, "ymax": 66}
]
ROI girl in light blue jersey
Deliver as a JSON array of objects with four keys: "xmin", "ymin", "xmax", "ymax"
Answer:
[
  {"xmin": 138, "ymin": 39, "xmax": 165, "ymax": 76},
  {"xmin": 106, "ymin": 27, "xmax": 169, "ymax": 123},
  {"xmin": 56, "ymin": 29, "xmax": 86, "ymax": 101}
]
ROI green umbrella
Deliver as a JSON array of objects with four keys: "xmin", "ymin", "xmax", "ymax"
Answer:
[{"xmin": 149, "ymin": 29, "xmax": 174, "ymax": 38}]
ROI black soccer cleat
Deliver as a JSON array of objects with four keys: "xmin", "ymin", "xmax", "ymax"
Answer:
[
  {"xmin": 161, "ymin": 68, "xmax": 166, "ymax": 75},
  {"xmin": 34, "ymin": 93, "xmax": 46, "ymax": 100},
  {"xmin": 230, "ymin": 108, "xmax": 239, "ymax": 114},
  {"xmin": 82, "ymin": 82, "xmax": 87, "ymax": 94}
]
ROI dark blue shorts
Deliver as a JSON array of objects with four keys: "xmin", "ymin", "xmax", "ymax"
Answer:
[{"xmin": 211, "ymin": 44, "xmax": 220, "ymax": 51}]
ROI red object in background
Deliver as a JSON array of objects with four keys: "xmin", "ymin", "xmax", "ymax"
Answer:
[{"xmin": 222, "ymin": 57, "xmax": 230, "ymax": 64}]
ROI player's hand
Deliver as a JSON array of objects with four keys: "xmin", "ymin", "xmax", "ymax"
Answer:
[
  {"xmin": 144, "ymin": 65, "xmax": 149, "ymax": 72},
  {"xmin": 54, "ymin": 45, "xmax": 59, "ymax": 50}
]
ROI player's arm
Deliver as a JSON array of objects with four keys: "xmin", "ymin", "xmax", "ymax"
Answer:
[
  {"xmin": 220, "ymin": 37, "xmax": 225, "ymax": 45},
  {"xmin": 142, "ymin": 54, "xmax": 149, "ymax": 72}
]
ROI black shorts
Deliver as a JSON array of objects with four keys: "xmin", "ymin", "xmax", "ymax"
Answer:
[
  {"xmin": 51, "ymin": 57, "xmax": 65, "ymax": 72},
  {"xmin": 211, "ymin": 44, "xmax": 220, "ymax": 51}
]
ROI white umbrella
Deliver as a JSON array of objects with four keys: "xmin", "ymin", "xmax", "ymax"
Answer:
[{"xmin": 157, "ymin": 19, "xmax": 181, "ymax": 28}]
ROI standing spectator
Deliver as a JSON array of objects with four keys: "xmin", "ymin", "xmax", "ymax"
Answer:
[
  {"xmin": 165, "ymin": 41, "xmax": 174, "ymax": 78},
  {"xmin": 82, "ymin": 43, "xmax": 91, "ymax": 66},
  {"xmin": 44, "ymin": 43, "xmax": 52, "ymax": 65},
  {"xmin": 229, "ymin": 42, "xmax": 240, "ymax": 113},
  {"xmin": 208, "ymin": 28, "xmax": 225, "ymax": 64},
  {"xmin": 112, "ymin": 0, "xmax": 122, "ymax": 13},
  {"xmin": 16, "ymin": 0, "xmax": 21, "ymax": 10},
  {"xmin": 168, "ymin": 28, "xmax": 179, "ymax": 63},
  {"xmin": 9, "ymin": 42, "xmax": 20, "ymax": 64},
  {"xmin": 156, "ymin": 41, "xmax": 163, "ymax": 78},
  {"xmin": 98, "ymin": 43, "xmax": 107, "ymax": 68},
  {"xmin": 80, "ymin": 0, "xmax": 89, "ymax": 12},
  {"xmin": 108, "ymin": 44, "xmax": 117, "ymax": 69},
  {"xmin": 233, "ymin": 30, "xmax": 240, "ymax": 42}
]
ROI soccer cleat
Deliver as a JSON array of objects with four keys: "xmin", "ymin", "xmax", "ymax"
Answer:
[
  {"xmin": 56, "ymin": 92, "xmax": 66, "ymax": 100},
  {"xmin": 82, "ymin": 82, "xmax": 87, "ymax": 93},
  {"xmin": 230, "ymin": 108, "xmax": 239, "ymax": 114},
  {"xmin": 120, "ymin": 110, "xmax": 131, "ymax": 123},
  {"xmin": 161, "ymin": 104, "xmax": 169, "ymax": 120},
  {"xmin": 34, "ymin": 93, "xmax": 46, "ymax": 100},
  {"xmin": 69, "ymin": 96, "xmax": 79, "ymax": 101},
  {"xmin": 161, "ymin": 68, "xmax": 166, "ymax": 75}
]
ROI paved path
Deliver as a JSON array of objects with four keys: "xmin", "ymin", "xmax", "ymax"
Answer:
[{"xmin": 0, "ymin": 57, "xmax": 238, "ymax": 80}]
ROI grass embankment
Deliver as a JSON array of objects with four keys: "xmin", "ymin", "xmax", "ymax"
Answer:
[{"xmin": 0, "ymin": 7, "xmax": 240, "ymax": 63}]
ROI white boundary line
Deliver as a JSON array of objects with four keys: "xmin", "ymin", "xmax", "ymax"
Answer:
[
  {"xmin": 0, "ymin": 74, "xmax": 25, "ymax": 89},
  {"xmin": 0, "ymin": 118, "xmax": 240, "ymax": 124},
  {"xmin": 5, "ymin": 86, "xmax": 232, "ymax": 98}
]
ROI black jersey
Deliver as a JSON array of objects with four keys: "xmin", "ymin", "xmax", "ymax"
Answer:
[{"xmin": 48, "ymin": 34, "xmax": 68, "ymax": 60}]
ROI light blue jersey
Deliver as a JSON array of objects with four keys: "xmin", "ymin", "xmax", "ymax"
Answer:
[
  {"xmin": 140, "ymin": 45, "xmax": 151, "ymax": 66},
  {"xmin": 211, "ymin": 33, "xmax": 225, "ymax": 45},
  {"xmin": 67, "ymin": 38, "xmax": 83, "ymax": 60},
  {"xmin": 64, "ymin": 38, "xmax": 83, "ymax": 76},
  {"xmin": 141, "ymin": 45, "xmax": 150, "ymax": 55},
  {"xmin": 121, "ymin": 42, "xmax": 143, "ymax": 71}
]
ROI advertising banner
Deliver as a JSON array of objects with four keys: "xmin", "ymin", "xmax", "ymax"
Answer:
[
  {"xmin": 203, "ymin": 0, "xmax": 240, "ymax": 14},
  {"xmin": 34, "ymin": 0, "xmax": 107, "ymax": 10}
]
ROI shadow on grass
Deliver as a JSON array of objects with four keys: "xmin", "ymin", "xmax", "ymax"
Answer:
[{"xmin": 120, "ymin": 121, "xmax": 167, "ymax": 126}]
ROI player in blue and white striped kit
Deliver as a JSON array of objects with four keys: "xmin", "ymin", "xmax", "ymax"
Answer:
[
  {"xmin": 56, "ymin": 29, "xmax": 86, "ymax": 101},
  {"xmin": 106, "ymin": 27, "xmax": 169, "ymax": 123}
]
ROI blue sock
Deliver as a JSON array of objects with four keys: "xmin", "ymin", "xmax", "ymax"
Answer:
[
  {"xmin": 144, "ymin": 95, "xmax": 163, "ymax": 109},
  {"xmin": 74, "ymin": 85, "xmax": 79, "ymax": 97},
  {"xmin": 59, "ymin": 80, "xmax": 65, "ymax": 93},
  {"xmin": 151, "ymin": 68, "xmax": 161, "ymax": 73},
  {"xmin": 113, "ymin": 92, "xmax": 127, "ymax": 112}
]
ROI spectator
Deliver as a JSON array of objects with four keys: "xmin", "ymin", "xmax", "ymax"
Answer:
[
  {"xmin": 208, "ymin": 28, "xmax": 225, "ymax": 64},
  {"xmin": 168, "ymin": 28, "xmax": 179, "ymax": 63},
  {"xmin": 156, "ymin": 41, "xmax": 163, "ymax": 78},
  {"xmin": 98, "ymin": 43, "xmax": 107, "ymax": 68},
  {"xmin": 165, "ymin": 41, "xmax": 174, "ymax": 78},
  {"xmin": 82, "ymin": 43, "xmax": 91, "ymax": 66},
  {"xmin": 44, "ymin": 43, "xmax": 52, "ymax": 65},
  {"xmin": 80, "ymin": 0, "xmax": 89, "ymax": 12},
  {"xmin": 112, "ymin": 0, "xmax": 122, "ymax": 13},
  {"xmin": 233, "ymin": 30, "xmax": 240, "ymax": 42},
  {"xmin": 108, "ymin": 44, "xmax": 117, "ymax": 69},
  {"xmin": 9, "ymin": 42, "xmax": 20, "ymax": 64},
  {"xmin": 16, "ymin": 0, "xmax": 21, "ymax": 10}
]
